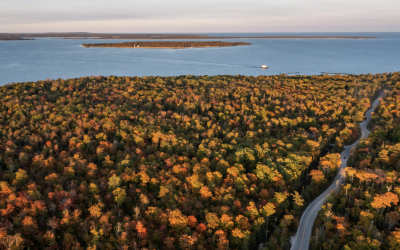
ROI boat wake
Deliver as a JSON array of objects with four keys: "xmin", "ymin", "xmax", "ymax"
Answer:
[{"xmin": 132, "ymin": 56, "xmax": 263, "ymax": 69}]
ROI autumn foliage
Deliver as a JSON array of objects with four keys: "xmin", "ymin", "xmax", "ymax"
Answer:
[
  {"xmin": 310, "ymin": 79, "xmax": 400, "ymax": 250},
  {"xmin": 0, "ymin": 73, "xmax": 394, "ymax": 249}
]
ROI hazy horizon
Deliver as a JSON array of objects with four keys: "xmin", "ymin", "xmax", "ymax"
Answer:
[
  {"xmin": 2, "ymin": 32, "xmax": 400, "ymax": 34},
  {"xmin": 1, "ymin": 0, "xmax": 399, "ymax": 33}
]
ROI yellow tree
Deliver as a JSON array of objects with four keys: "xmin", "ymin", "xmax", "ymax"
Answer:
[
  {"xmin": 260, "ymin": 202, "xmax": 276, "ymax": 230},
  {"xmin": 169, "ymin": 209, "xmax": 188, "ymax": 232},
  {"xmin": 112, "ymin": 188, "xmax": 126, "ymax": 206},
  {"xmin": 292, "ymin": 191, "xmax": 304, "ymax": 207},
  {"xmin": 275, "ymin": 192, "xmax": 289, "ymax": 205}
]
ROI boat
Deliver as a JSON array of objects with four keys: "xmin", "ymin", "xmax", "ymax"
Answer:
[{"xmin": 261, "ymin": 65, "xmax": 268, "ymax": 69}]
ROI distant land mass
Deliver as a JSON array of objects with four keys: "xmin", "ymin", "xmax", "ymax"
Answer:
[
  {"xmin": 0, "ymin": 32, "xmax": 378, "ymax": 41},
  {"xmin": 0, "ymin": 34, "xmax": 34, "ymax": 40},
  {"xmin": 82, "ymin": 41, "xmax": 251, "ymax": 49}
]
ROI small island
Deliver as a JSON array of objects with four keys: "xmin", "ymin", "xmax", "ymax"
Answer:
[{"xmin": 82, "ymin": 41, "xmax": 251, "ymax": 48}]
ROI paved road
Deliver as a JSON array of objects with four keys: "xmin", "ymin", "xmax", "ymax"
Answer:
[{"xmin": 290, "ymin": 91, "xmax": 384, "ymax": 250}]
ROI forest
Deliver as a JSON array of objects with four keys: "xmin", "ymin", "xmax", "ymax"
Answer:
[
  {"xmin": 310, "ymin": 82, "xmax": 400, "ymax": 250},
  {"xmin": 0, "ymin": 73, "xmax": 397, "ymax": 250},
  {"xmin": 82, "ymin": 42, "xmax": 251, "ymax": 48}
]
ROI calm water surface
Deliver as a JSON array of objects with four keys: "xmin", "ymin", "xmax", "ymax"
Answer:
[{"xmin": 0, "ymin": 33, "xmax": 399, "ymax": 85}]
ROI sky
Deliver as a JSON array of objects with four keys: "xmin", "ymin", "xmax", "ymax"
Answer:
[{"xmin": 1, "ymin": 0, "xmax": 399, "ymax": 33}]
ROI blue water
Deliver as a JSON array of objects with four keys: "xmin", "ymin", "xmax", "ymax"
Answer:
[{"xmin": 1, "ymin": 32, "xmax": 399, "ymax": 85}]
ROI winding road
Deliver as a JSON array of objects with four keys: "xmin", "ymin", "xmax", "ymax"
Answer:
[{"xmin": 290, "ymin": 91, "xmax": 384, "ymax": 250}]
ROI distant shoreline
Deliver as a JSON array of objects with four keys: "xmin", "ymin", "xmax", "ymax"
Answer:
[
  {"xmin": 0, "ymin": 32, "xmax": 378, "ymax": 41},
  {"xmin": 244, "ymin": 37, "xmax": 376, "ymax": 39},
  {"xmin": 1, "ymin": 37, "xmax": 377, "ymax": 41},
  {"xmin": 0, "ymin": 38, "xmax": 34, "ymax": 41}
]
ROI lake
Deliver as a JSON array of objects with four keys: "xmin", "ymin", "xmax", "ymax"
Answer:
[{"xmin": 0, "ymin": 32, "xmax": 399, "ymax": 85}]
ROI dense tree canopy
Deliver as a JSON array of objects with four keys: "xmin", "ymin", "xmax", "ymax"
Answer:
[
  {"xmin": 310, "ymin": 77, "xmax": 400, "ymax": 250},
  {"xmin": 0, "ymin": 73, "xmax": 395, "ymax": 250}
]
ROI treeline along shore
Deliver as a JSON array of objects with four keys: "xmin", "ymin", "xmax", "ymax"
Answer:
[
  {"xmin": 82, "ymin": 41, "xmax": 251, "ymax": 48},
  {"xmin": 0, "ymin": 32, "xmax": 378, "ymax": 41},
  {"xmin": 0, "ymin": 34, "xmax": 33, "ymax": 41}
]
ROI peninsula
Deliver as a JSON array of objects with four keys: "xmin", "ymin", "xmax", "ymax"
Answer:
[
  {"xmin": 0, "ymin": 34, "xmax": 33, "ymax": 41},
  {"xmin": 82, "ymin": 41, "xmax": 251, "ymax": 48}
]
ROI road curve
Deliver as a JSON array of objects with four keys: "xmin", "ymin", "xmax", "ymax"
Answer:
[{"xmin": 290, "ymin": 91, "xmax": 384, "ymax": 250}]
